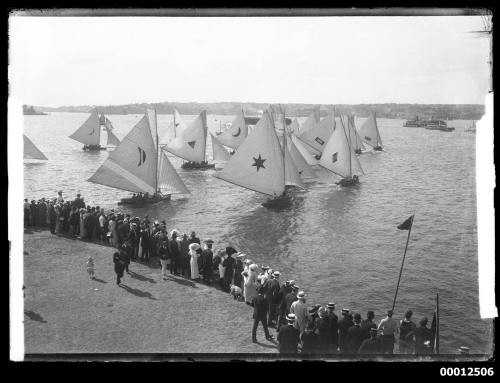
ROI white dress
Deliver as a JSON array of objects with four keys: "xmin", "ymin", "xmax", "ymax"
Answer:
[
  {"xmin": 218, "ymin": 255, "xmax": 226, "ymax": 279},
  {"xmin": 190, "ymin": 250, "xmax": 200, "ymax": 279},
  {"xmin": 243, "ymin": 270, "xmax": 258, "ymax": 303}
]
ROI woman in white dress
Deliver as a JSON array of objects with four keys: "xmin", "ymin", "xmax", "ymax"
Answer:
[
  {"xmin": 189, "ymin": 243, "xmax": 201, "ymax": 280},
  {"xmin": 243, "ymin": 263, "xmax": 260, "ymax": 305}
]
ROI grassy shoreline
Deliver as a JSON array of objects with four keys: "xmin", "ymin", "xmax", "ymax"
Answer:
[{"xmin": 23, "ymin": 228, "xmax": 279, "ymax": 354}]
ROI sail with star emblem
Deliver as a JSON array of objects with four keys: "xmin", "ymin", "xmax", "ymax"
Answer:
[
  {"xmin": 23, "ymin": 134, "xmax": 48, "ymax": 160},
  {"xmin": 88, "ymin": 113, "xmax": 158, "ymax": 194},
  {"xmin": 358, "ymin": 112, "xmax": 383, "ymax": 149},
  {"xmin": 296, "ymin": 109, "xmax": 335, "ymax": 155},
  {"xmin": 319, "ymin": 114, "xmax": 364, "ymax": 179},
  {"xmin": 215, "ymin": 110, "xmax": 285, "ymax": 197},
  {"xmin": 216, "ymin": 109, "xmax": 248, "ymax": 150},
  {"xmin": 163, "ymin": 110, "xmax": 207, "ymax": 163},
  {"xmin": 69, "ymin": 109, "xmax": 101, "ymax": 146}
]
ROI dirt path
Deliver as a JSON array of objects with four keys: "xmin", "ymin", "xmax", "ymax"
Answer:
[{"xmin": 23, "ymin": 229, "xmax": 279, "ymax": 354}]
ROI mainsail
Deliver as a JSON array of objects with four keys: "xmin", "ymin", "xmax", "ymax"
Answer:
[
  {"xmin": 290, "ymin": 118, "xmax": 300, "ymax": 135},
  {"xmin": 106, "ymin": 129, "xmax": 121, "ymax": 146},
  {"xmin": 346, "ymin": 115, "xmax": 366, "ymax": 152},
  {"xmin": 358, "ymin": 113, "xmax": 383, "ymax": 149},
  {"xmin": 291, "ymin": 135, "xmax": 318, "ymax": 166},
  {"xmin": 319, "ymin": 115, "xmax": 364, "ymax": 179},
  {"xmin": 297, "ymin": 109, "xmax": 321, "ymax": 135},
  {"xmin": 163, "ymin": 110, "xmax": 207, "ymax": 163},
  {"xmin": 157, "ymin": 150, "xmax": 190, "ymax": 194},
  {"xmin": 296, "ymin": 110, "xmax": 335, "ymax": 155},
  {"xmin": 69, "ymin": 109, "xmax": 100, "ymax": 146},
  {"xmin": 88, "ymin": 114, "xmax": 158, "ymax": 194},
  {"xmin": 288, "ymin": 139, "xmax": 317, "ymax": 180},
  {"xmin": 210, "ymin": 133, "xmax": 231, "ymax": 162},
  {"xmin": 23, "ymin": 134, "xmax": 48, "ymax": 160},
  {"xmin": 284, "ymin": 143, "xmax": 306, "ymax": 189},
  {"xmin": 215, "ymin": 110, "xmax": 248, "ymax": 150},
  {"xmin": 215, "ymin": 110, "xmax": 285, "ymax": 197}
]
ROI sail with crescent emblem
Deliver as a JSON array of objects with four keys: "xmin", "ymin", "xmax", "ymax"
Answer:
[
  {"xmin": 163, "ymin": 110, "xmax": 207, "ymax": 162},
  {"xmin": 358, "ymin": 112, "xmax": 383, "ymax": 149},
  {"xmin": 88, "ymin": 113, "xmax": 158, "ymax": 194},
  {"xmin": 157, "ymin": 151, "xmax": 190, "ymax": 194},
  {"xmin": 215, "ymin": 110, "xmax": 248, "ymax": 150},
  {"xmin": 215, "ymin": 110, "xmax": 285, "ymax": 197},
  {"xmin": 210, "ymin": 133, "xmax": 231, "ymax": 163},
  {"xmin": 69, "ymin": 109, "xmax": 101, "ymax": 146},
  {"xmin": 23, "ymin": 134, "xmax": 48, "ymax": 160},
  {"xmin": 319, "ymin": 115, "xmax": 364, "ymax": 179},
  {"xmin": 296, "ymin": 110, "xmax": 335, "ymax": 155}
]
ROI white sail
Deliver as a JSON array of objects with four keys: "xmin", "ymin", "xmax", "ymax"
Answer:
[
  {"xmin": 284, "ymin": 143, "xmax": 306, "ymax": 189},
  {"xmin": 358, "ymin": 113, "xmax": 383, "ymax": 148},
  {"xmin": 163, "ymin": 110, "xmax": 207, "ymax": 163},
  {"xmin": 23, "ymin": 134, "xmax": 47, "ymax": 160},
  {"xmin": 88, "ymin": 113, "xmax": 158, "ymax": 194},
  {"xmin": 347, "ymin": 115, "xmax": 366, "ymax": 152},
  {"xmin": 69, "ymin": 109, "xmax": 100, "ymax": 146},
  {"xmin": 288, "ymin": 139, "xmax": 317, "ymax": 180},
  {"xmin": 319, "ymin": 116, "xmax": 364, "ymax": 178},
  {"xmin": 216, "ymin": 110, "xmax": 248, "ymax": 150},
  {"xmin": 297, "ymin": 109, "xmax": 320, "ymax": 134},
  {"xmin": 291, "ymin": 135, "xmax": 318, "ymax": 166},
  {"xmin": 296, "ymin": 110, "xmax": 335, "ymax": 155},
  {"xmin": 290, "ymin": 118, "xmax": 300, "ymax": 135},
  {"xmin": 210, "ymin": 133, "xmax": 231, "ymax": 162},
  {"xmin": 215, "ymin": 110, "xmax": 285, "ymax": 197},
  {"xmin": 106, "ymin": 129, "xmax": 121, "ymax": 146},
  {"xmin": 158, "ymin": 150, "xmax": 190, "ymax": 194}
]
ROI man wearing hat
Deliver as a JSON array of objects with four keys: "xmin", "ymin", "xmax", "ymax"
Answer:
[
  {"xmin": 338, "ymin": 309, "xmax": 354, "ymax": 354},
  {"xmin": 222, "ymin": 247, "xmax": 237, "ymax": 292},
  {"xmin": 314, "ymin": 307, "xmax": 331, "ymax": 354},
  {"xmin": 189, "ymin": 231, "xmax": 200, "ymax": 245},
  {"xmin": 168, "ymin": 231, "xmax": 181, "ymax": 274},
  {"xmin": 251, "ymin": 285, "xmax": 274, "ymax": 343},
  {"xmin": 326, "ymin": 303, "xmax": 339, "ymax": 353},
  {"xmin": 377, "ymin": 310, "xmax": 399, "ymax": 354},
  {"xmin": 263, "ymin": 271, "xmax": 281, "ymax": 327},
  {"xmin": 358, "ymin": 328, "xmax": 381, "ymax": 354},
  {"xmin": 257, "ymin": 266, "xmax": 270, "ymax": 285},
  {"xmin": 277, "ymin": 313, "xmax": 300, "ymax": 354},
  {"xmin": 290, "ymin": 291, "xmax": 309, "ymax": 336},
  {"xmin": 285, "ymin": 285, "xmax": 299, "ymax": 318},
  {"xmin": 200, "ymin": 239, "xmax": 214, "ymax": 285},
  {"xmin": 277, "ymin": 280, "xmax": 294, "ymax": 332},
  {"xmin": 404, "ymin": 316, "xmax": 432, "ymax": 355},
  {"xmin": 347, "ymin": 313, "xmax": 365, "ymax": 354},
  {"xmin": 72, "ymin": 193, "xmax": 85, "ymax": 210}
]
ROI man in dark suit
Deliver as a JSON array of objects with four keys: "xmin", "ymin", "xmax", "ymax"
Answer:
[
  {"xmin": 348, "ymin": 313, "xmax": 365, "ymax": 354},
  {"xmin": 200, "ymin": 239, "xmax": 214, "ymax": 284},
  {"xmin": 251, "ymin": 285, "xmax": 274, "ymax": 343},
  {"xmin": 277, "ymin": 314, "xmax": 300, "ymax": 354},
  {"xmin": 264, "ymin": 271, "xmax": 281, "ymax": 327},
  {"xmin": 168, "ymin": 231, "xmax": 180, "ymax": 274},
  {"xmin": 338, "ymin": 308, "xmax": 354, "ymax": 354},
  {"xmin": 277, "ymin": 280, "xmax": 293, "ymax": 332},
  {"xmin": 326, "ymin": 302, "xmax": 339, "ymax": 353}
]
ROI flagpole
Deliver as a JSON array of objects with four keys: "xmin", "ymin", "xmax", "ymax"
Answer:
[{"xmin": 392, "ymin": 215, "xmax": 414, "ymax": 312}]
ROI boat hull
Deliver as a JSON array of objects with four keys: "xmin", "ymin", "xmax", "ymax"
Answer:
[
  {"xmin": 262, "ymin": 194, "xmax": 292, "ymax": 208},
  {"xmin": 336, "ymin": 177, "xmax": 360, "ymax": 187},
  {"xmin": 83, "ymin": 145, "xmax": 106, "ymax": 151},
  {"xmin": 181, "ymin": 162, "xmax": 216, "ymax": 170},
  {"xmin": 117, "ymin": 194, "xmax": 172, "ymax": 206},
  {"xmin": 425, "ymin": 127, "xmax": 455, "ymax": 132}
]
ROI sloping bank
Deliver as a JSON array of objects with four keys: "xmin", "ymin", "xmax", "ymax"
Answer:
[{"xmin": 23, "ymin": 230, "xmax": 278, "ymax": 355}]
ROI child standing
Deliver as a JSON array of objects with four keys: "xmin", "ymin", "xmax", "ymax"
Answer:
[{"xmin": 86, "ymin": 256, "xmax": 95, "ymax": 280}]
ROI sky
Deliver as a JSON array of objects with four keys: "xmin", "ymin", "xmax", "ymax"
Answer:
[{"xmin": 8, "ymin": 15, "xmax": 491, "ymax": 107}]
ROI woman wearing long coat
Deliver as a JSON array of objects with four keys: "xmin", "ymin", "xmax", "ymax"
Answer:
[
  {"xmin": 189, "ymin": 243, "xmax": 201, "ymax": 280},
  {"xmin": 243, "ymin": 264, "xmax": 259, "ymax": 305},
  {"xmin": 233, "ymin": 257, "xmax": 244, "ymax": 289},
  {"xmin": 222, "ymin": 248, "xmax": 236, "ymax": 291}
]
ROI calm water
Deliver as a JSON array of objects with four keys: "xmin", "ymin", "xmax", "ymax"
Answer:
[{"xmin": 23, "ymin": 112, "xmax": 492, "ymax": 354}]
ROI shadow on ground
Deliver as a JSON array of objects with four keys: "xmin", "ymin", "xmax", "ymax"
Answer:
[
  {"xmin": 120, "ymin": 284, "xmax": 157, "ymax": 300},
  {"xmin": 24, "ymin": 310, "xmax": 47, "ymax": 323},
  {"xmin": 93, "ymin": 277, "xmax": 107, "ymax": 284},
  {"xmin": 129, "ymin": 271, "xmax": 156, "ymax": 283},
  {"xmin": 165, "ymin": 274, "xmax": 198, "ymax": 288}
]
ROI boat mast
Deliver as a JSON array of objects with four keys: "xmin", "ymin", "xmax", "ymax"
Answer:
[
  {"xmin": 339, "ymin": 114, "xmax": 351, "ymax": 178},
  {"xmin": 202, "ymin": 110, "xmax": 207, "ymax": 163},
  {"xmin": 155, "ymin": 108, "xmax": 159, "ymax": 194},
  {"xmin": 282, "ymin": 105, "xmax": 286, "ymax": 193}
]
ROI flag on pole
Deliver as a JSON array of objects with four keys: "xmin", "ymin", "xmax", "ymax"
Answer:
[{"xmin": 397, "ymin": 215, "xmax": 414, "ymax": 230}]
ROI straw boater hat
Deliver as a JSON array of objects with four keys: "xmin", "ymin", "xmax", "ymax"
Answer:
[
  {"xmin": 341, "ymin": 308, "xmax": 350, "ymax": 315},
  {"xmin": 286, "ymin": 313, "xmax": 296, "ymax": 322},
  {"xmin": 327, "ymin": 302, "xmax": 336, "ymax": 309},
  {"xmin": 273, "ymin": 271, "xmax": 280, "ymax": 278},
  {"xmin": 297, "ymin": 291, "xmax": 306, "ymax": 299},
  {"xmin": 292, "ymin": 285, "xmax": 299, "ymax": 291},
  {"xmin": 261, "ymin": 265, "xmax": 270, "ymax": 270}
]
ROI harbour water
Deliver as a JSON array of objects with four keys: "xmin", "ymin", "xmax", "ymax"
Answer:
[{"xmin": 22, "ymin": 112, "xmax": 492, "ymax": 354}]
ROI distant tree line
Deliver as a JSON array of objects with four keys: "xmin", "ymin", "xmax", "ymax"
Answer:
[
  {"xmin": 35, "ymin": 101, "xmax": 485, "ymax": 120},
  {"xmin": 23, "ymin": 105, "xmax": 46, "ymax": 115}
]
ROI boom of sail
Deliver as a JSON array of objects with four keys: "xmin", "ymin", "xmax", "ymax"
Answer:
[
  {"xmin": 215, "ymin": 110, "xmax": 286, "ymax": 197},
  {"xmin": 69, "ymin": 109, "xmax": 101, "ymax": 146},
  {"xmin": 23, "ymin": 134, "xmax": 48, "ymax": 160}
]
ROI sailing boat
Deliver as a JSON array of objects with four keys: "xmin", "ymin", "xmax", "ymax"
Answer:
[
  {"xmin": 162, "ymin": 110, "xmax": 215, "ymax": 170},
  {"xmin": 215, "ymin": 109, "xmax": 299, "ymax": 207},
  {"xmin": 23, "ymin": 134, "xmax": 48, "ymax": 160},
  {"xmin": 69, "ymin": 109, "xmax": 105, "ymax": 151},
  {"xmin": 103, "ymin": 117, "xmax": 121, "ymax": 147},
  {"xmin": 358, "ymin": 112, "xmax": 383, "ymax": 151},
  {"xmin": 286, "ymin": 135, "xmax": 317, "ymax": 181},
  {"xmin": 210, "ymin": 132, "xmax": 231, "ymax": 168},
  {"xmin": 295, "ymin": 109, "xmax": 335, "ymax": 159},
  {"xmin": 215, "ymin": 109, "xmax": 248, "ymax": 150},
  {"xmin": 464, "ymin": 120, "xmax": 477, "ymax": 133},
  {"xmin": 319, "ymin": 113, "xmax": 364, "ymax": 187},
  {"xmin": 296, "ymin": 108, "xmax": 321, "ymax": 135},
  {"xmin": 345, "ymin": 115, "xmax": 366, "ymax": 154},
  {"xmin": 88, "ymin": 109, "xmax": 190, "ymax": 205}
]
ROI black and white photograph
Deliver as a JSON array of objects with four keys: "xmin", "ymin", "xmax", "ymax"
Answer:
[{"xmin": 8, "ymin": 9, "xmax": 496, "ymax": 364}]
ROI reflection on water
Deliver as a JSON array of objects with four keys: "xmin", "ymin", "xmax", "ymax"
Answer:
[{"xmin": 22, "ymin": 113, "xmax": 490, "ymax": 354}]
